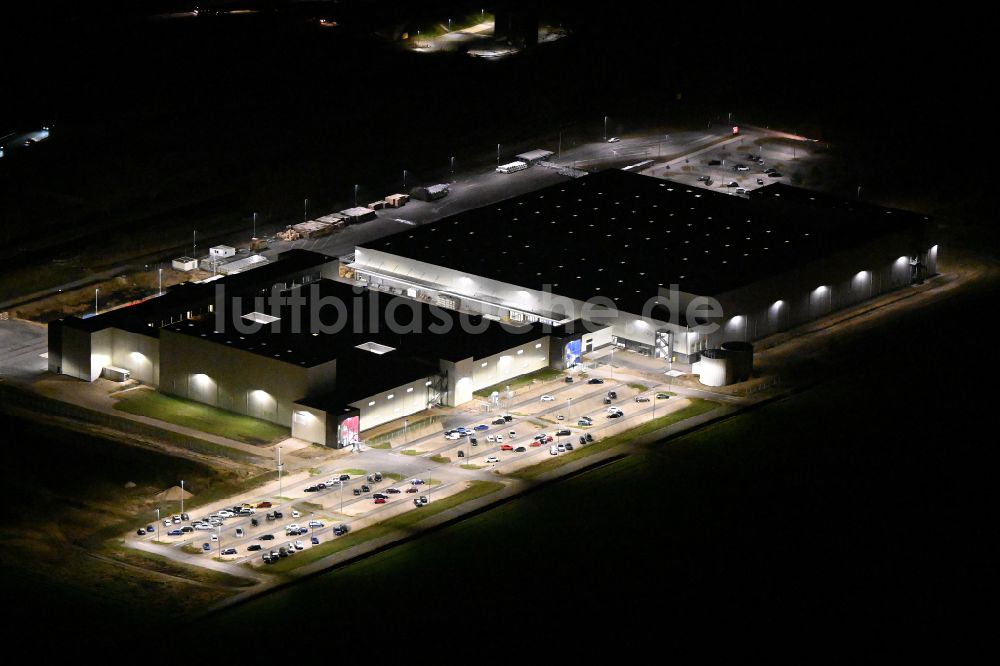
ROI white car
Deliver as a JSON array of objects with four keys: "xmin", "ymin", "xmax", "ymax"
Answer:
[
  {"xmin": 485, "ymin": 455, "xmax": 500, "ymax": 463},
  {"xmin": 324, "ymin": 479, "xmax": 338, "ymax": 487},
  {"xmin": 486, "ymin": 435, "xmax": 495, "ymax": 443},
  {"xmin": 291, "ymin": 510, "xmax": 301, "ymax": 518},
  {"xmin": 235, "ymin": 528, "xmax": 244, "ymax": 538},
  {"xmin": 540, "ymin": 395, "xmax": 555, "ymax": 401},
  {"xmin": 285, "ymin": 523, "xmax": 300, "ymax": 532},
  {"xmin": 294, "ymin": 540, "xmax": 304, "ymax": 550},
  {"xmin": 496, "ymin": 435, "xmax": 504, "ymax": 443},
  {"xmin": 508, "ymin": 430, "xmax": 516, "ymax": 438},
  {"xmin": 445, "ymin": 432, "xmax": 461, "ymax": 440},
  {"xmin": 308, "ymin": 520, "xmax": 324, "ymax": 528},
  {"xmin": 217, "ymin": 510, "xmax": 234, "ymax": 518},
  {"xmin": 210, "ymin": 534, "xmax": 219, "ymax": 542},
  {"xmin": 549, "ymin": 446, "xmax": 558, "ymax": 455},
  {"xmin": 607, "ymin": 137, "xmax": 620, "ymax": 143},
  {"xmin": 557, "ymin": 444, "xmax": 566, "ymax": 452},
  {"xmin": 195, "ymin": 523, "xmax": 212, "ymax": 531}
]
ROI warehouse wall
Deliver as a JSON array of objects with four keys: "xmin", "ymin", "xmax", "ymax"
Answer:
[
  {"xmin": 158, "ymin": 328, "xmax": 336, "ymax": 427},
  {"xmin": 291, "ymin": 403, "xmax": 329, "ymax": 446},
  {"xmin": 349, "ymin": 374, "xmax": 440, "ymax": 432},
  {"xmin": 111, "ymin": 330, "xmax": 160, "ymax": 386}
]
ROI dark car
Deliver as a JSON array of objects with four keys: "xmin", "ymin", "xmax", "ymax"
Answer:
[
  {"xmin": 603, "ymin": 397, "xmax": 612, "ymax": 404},
  {"xmin": 607, "ymin": 412, "xmax": 623, "ymax": 419},
  {"xmin": 333, "ymin": 525, "xmax": 350, "ymax": 536},
  {"xmin": 180, "ymin": 513, "xmax": 189, "ymax": 521},
  {"xmin": 708, "ymin": 159, "xmax": 721, "ymax": 166},
  {"xmin": 470, "ymin": 437, "xmax": 478, "ymax": 445},
  {"xmin": 580, "ymin": 436, "xmax": 587, "ymax": 445},
  {"xmin": 353, "ymin": 488, "xmax": 362, "ymax": 496},
  {"xmin": 373, "ymin": 493, "xmax": 388, "ymax": 500},
  {"xmin": 564, "ymin": 376, "xmax": 574, "ymax": 383},
  {"xmin": 339, "ymin": 474, "xmax": 350, "ymax": 481},
  {"xmin": 316, "ymin": 483, "xmax": 327, "ymax": 490},
  {"xmin": 565, "ymin": 442, "xmax": 574, "ymax": 451},
  {"xmin": 586, "ymin": 433, "xmax": 594, "ymax": 442},
  {"xmin": 514, "ymin": 446, "xmax": 526, "ymax": 453},
  {"xmin": 136, "ymin": 528, "xmax": 146, "ymax": 536},
  {"xmin": 202, "ymin": 543, "xmax": 211, "ymax": 551},
  {"xmin": 386, "ymin": 488, "xmax": 401, "ymax": 494},
  {"xmin": 457, "ymin": 450, "xmax": 465, "ymax": 458},
  {"xmin": 146, "ymin": 524, "xmax": 155, "ymax": 532},
  {"xmin": 265, "ymin": 512, "xmax": 275, "ymax": 521},
  {"xmin": 305, "ymin": 485, "xmax": 319, "ymax": 492},
  {"xmin": 311, "ymin": 536, "xmax": 319, "ymax": 545},
  {"xmin": 221, "ymin": 548, "xmax": 237, "ymax": 556},
  {"xmin": 259, "ymin": 534, "xmax": 275, "ymax": 541},
  {"xmin": 588, "ymin": 378, "xmax": 605, "ymax": 384},
  {"xmin": 502, "ymin": 415, "xmax": 513, "ymax": 422},
  {"xmin": 768, "ymin": 172, "xmax": 783, "ymax": 178},
  {"xmin": 607, "ymin": 391, "xmax": 617, "ymax": 399},
  {"xmin": 181, "ymin": 526, "xmax": 194, "ymax": 533},
  {"xmin": 273, "ymin": 511, "xmax": 283, "ymax": 519},
  {"xmin": 361, "ymin": 485, "xmax": 371, "ymax": 493},
  {"xmin": 298, "ymin": 527, "xmax": 309, "ymax": 535},
  {"xmin": 556, "ymin": 429, "xmax": 571, "ymax": 436},
  {"xmin": 251, "ymin": 518, "xmax": 259, "ymax": 527},
  {"xmin": 257, "ymin": 501, "xmax": 272, "ymax": 508},
  {"xmin": 247, "ymin": 544, "xmax": 262, "ymax": 551},
  {"xmin": 492, "ymin": 418, "xmax": 505, "ymax": 425}
]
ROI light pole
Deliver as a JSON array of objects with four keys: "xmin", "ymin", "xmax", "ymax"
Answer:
[
  {"xmin": 158, "ymin": 268, "xmax": 162, "ymax": 296},
  {"xmin": 155, "ymin": 508, "xmax": 160, "ymax": 542},
  {"xmin": 496, "ymin": 143, "xmax": 500, "ymax": 166},
  {"xmin": 354, "ymin": 184, "xmax": 359, "ymax": 206},
  {"xmin": 217, "ymin": 526, "xmax": 221, "ymax": 559},
  {"xmin": 404, "ymin": 419, "xmax": 408, "ymax": 445},
  {"xmin": 604, "ymin": 115, "xmax": 608, "ymax": 142},
  {"xmin": 857, "ymin": 185, "xmax": 862, "ymax": 201},
  {"xmin": 94, "ymin": 287, "xmax": 99, "ymax": 316},
  {"xmin": 252, "ymin": 211, "xmax": 257, "ymax": 239},
  {"xmin": 277, "ymin": 446, "xmax": 283, "ymax": 508},
  {"xmin": 450, "ymin": 156, "xmax": 455, "ymax": 178},
  {"xmin": 303, "ymin": 198, "xmax": 309, "ymax": 222},
  {"xmin": 403, "ymin": 169, "xmax": 407, "ymax": 188},
  {"xmin": 180, "ymin": 479, "xmax": 184, "ymax": 517}
]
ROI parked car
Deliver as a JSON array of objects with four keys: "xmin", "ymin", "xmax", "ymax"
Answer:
[
  {"xmin": 502, "ymin": 415, "xmax": 513, "ymax": 422},
  {"xmin": 333, "ymin": 525, "xmax": 350, "ymax": 536},
  {"xmin": 361, "ymin": 485, "xmax": 371, "ymax": 493},
  {"xmin": 656, "ymin": 392, "xmax": 670, "ymax": 399},
  {"xmin": 757, "ymin": 178, "xmax": 765, "ymax": 185},
  {"xmin": 247, "ymin": 544, "xmax": 262, "ymax": 552},
  {"xmin": 607, "ymin": 137, "xmax": 620, "ymax": 143},
  {"xmin": 549, "ymin": 446, "xmax": 558, "ymax": 455},
  {"xmin": 406, "ymin": 487, "xmax": 419, "ymax": 493},
  {"xmin": 294, "ymin": 540, "xmax": 304, "ymax": 550},
  {"xmin": 500, "ymin": 444, "xmax": 514, "ymax": 451},
  {"xmin": 588, "ymin": 378, "xmax": 605, "ymax": 384},
  {"xmin": 257, "ymin": 501, "xmax": 272, "ymax": 508},
  {"xmin": 565, "ymin": 442, "xmax": 574, "ymax": 451},
  {"xmin": 273, "ymin": 511, "xmax": 283, "ymax": 519},
  {"xmin": 167, "ymin": 529, "xmax": 183, "ymax": 536},
  {"xmin": 291, "ymin": 510, "xmax": 300, "ymax": 518},
  {"xmin": 373, "ymin": 493, "xmax": 388, "ymax": 500},
  {"xmin": 180, "ymin": 513, "xmax": 189, "ymax": 521},
  {"xmin": 708, "ymin": 159, "xmax": 722, "ymax": 166},
  {"xmin": 470, "ymin": 437, "xmax": 478, "ymax": 445},
  {"xmin": 565, "ymin": 376, "xmax": 574, "ymax": 383},
  {"xmin": 540, "ymin": 395, "xmax": 555, "ymax": 401},
  {"xmin": 374, "ymin": 498, "xmax": 386, "ymax": 504},
  {"xmin": 418, "ymin": 496, "xmax": 429, "ymax": 505},
  {"xmin": 485, "ymin": 455, "xmax": 500, "ymax": 463},
  {"xmin": 259, "ymin": 534, "xmax": 275, "ymax": 541},
  {"xmin": 586, "ymin": 433, "xmax": 594, "ymax": 442},
  {"xmin": 339, "ymin": 474, "xmax": 350, "ymax": 481},
  {"xmin": 311, "ymin": 536, "xmax": 320, "ymax": 545},
  {"xmin": 181, "ymin": 526, "xmax": 194, "ymax": 533},
  {"xmin": 353, "ymin": 488, "xmax": 362, "ymax": 496},
  {"xmin": 514, "ymin": 446, "xmax": 526, "ymax": 453},
  {"xmin": 308, "ymin": 520, "xmax": 324, "ymax": 528},
  {"xmin": 136, "ymin": 528, "xmax": 146, "ymax": 536},
  {"xmin": 556, "ymin": 429, "xmax": 571, "ymax": 436},
  {"xmin": 580, "ymin": 436, "xmax": 587, "ymax": 445},
  {"xmin": 607, "ymin": 411, "xmax": 623, "ymax": 419},
  {"xmin": 235, "ymin": 528, "xmax": 244, "ymax": 538},
  {"xmin": 492, "ymin": 418, "xmax": 506, "ymax": 425},
  {"xmin": 221, "ymin": 548, "xmax": 237, "ymax": 556},
  {"xmin": 635, "ymin": 395, "xmax": 650, "ymax": 402},
  {"xmin": 386, "ymin": 488, "xmax": 401, "ymax": 494},
  {"xmin": 202, "ymin": 543, "xmax": 211, "ymax": 551}
]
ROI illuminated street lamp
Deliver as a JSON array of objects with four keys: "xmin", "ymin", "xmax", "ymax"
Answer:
[
  {"xmin": 94, "ymin": 287, "xmax": 100, "ymax": 316},
  {"xmin": 155, "ymin": 507, "xmax": 160, "ymax": 542},
  {"xmin": 604, "ymin": 115, "xmax": 608, "ymax": 142},
  {"xmin": 354, "ymin": 184, "xmax": 359, "ymax": 207},
  {"xmin": 180, "ymin": 479, "xmax": 185, "ymax": 516}
]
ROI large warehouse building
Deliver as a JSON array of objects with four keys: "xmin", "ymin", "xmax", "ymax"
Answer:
[
  {"xmin": 49, "ymin": 250, "xmax": 606, "ymax": 447},
  {"xmin": 345, "ymin": 169, "xmax": 937, "ymax": 363}
]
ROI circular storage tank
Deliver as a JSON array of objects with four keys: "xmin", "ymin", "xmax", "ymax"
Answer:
[
  {"xmin": 697, "ymin": 349, "xmax": 733, "ymax": 387},
  {"xmin": 721, "ymin": 341, "xmax": 754, "ymax": 382}
]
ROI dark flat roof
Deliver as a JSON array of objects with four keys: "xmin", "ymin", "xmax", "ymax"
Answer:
[
  {"xmin": 60, "ymin": 249, "xmax": 333, "ymax": 335},
  {"xmin": 359, "ymin": 170, "xmax": 930, "ymax": 310},
  {"xmin": 163, "ymin": 279, "xmax": 556, "ymax": 373}
]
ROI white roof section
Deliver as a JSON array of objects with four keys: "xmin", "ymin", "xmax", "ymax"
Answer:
[
  {"xmin": 242, "ymin": 312, "xmax": 281, "ymax": 324},
  {"xmin": 515, "ymin": 149, "xmax": 554, "ymax": 161},
  {"xmin": 355, "ymin": 341, "xmax": 396, "ymax": 355}
]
